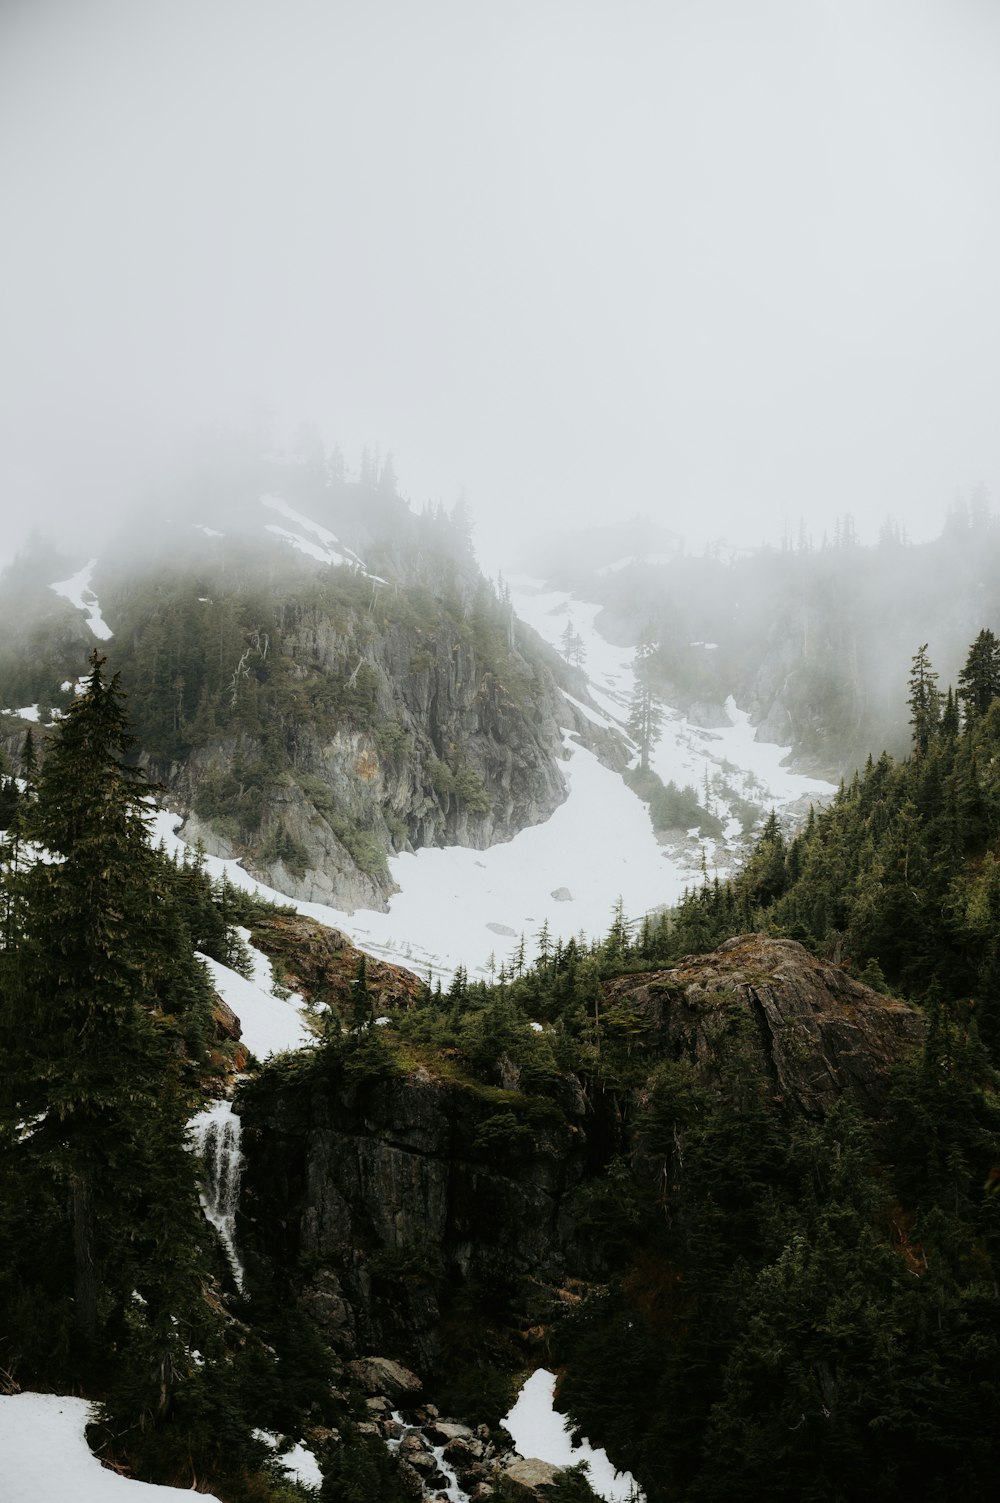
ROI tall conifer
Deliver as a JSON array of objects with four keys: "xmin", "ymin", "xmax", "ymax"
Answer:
[
  {"xmin": 907, "ymin": 643, "xmax": 941, "ymax": 753},
  {"xmin": 958, "ymin": 627, "xmax": 1000, "ymax": 726},
  {"xmin": 1, "ymin": 653, "xmax": 219, "ymax": 1403}
]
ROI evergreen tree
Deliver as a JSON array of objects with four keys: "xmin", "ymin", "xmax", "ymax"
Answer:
[
  {"xmin": 735, "ymin": 810, "xmax": 788, "ymax": 909},
  {"xmin": 907, "ymin": 642, "xmax": 941, "ymax": 753},
  {"xmin": 20, "ymin": 725, "xmax": 37, "ymax": 788},
  {"xmin": 351, "ymin": 953, "xmax": 373, "ymax": 1031},
  {"xmin": 0, "ymin": 653, "xmax": 219, "ymax": 1401},
  {"xmin": 958, "ymin": 627, "xmax": 1000, "ymax": 726},
  {"xmin": 560, "ymin": 620, "xmax": 586, "ymax": 667},
  {"xmin": 940, "ymin": 685, "xmax": 960, "ymax": 739},
  {"xmin": 628, "ymin": 636, "xmax": 664, "ymax": 773}
]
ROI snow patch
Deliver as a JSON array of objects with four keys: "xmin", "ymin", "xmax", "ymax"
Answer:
[
  {"xmin": 502, "ymin": 1369, "xmax": 643, "ymax": 1503},
  {"xmin": 260, "ymin": 494, "xmax": 387, "ymax": 580},
  {"xmin": 0, "ymin": 1391, "xmax": 223, "ymax": 1502},
  {"xmin": 278, "ymin": 1441, "xmax": 323, "ymax": 1488},
  {"xmin": 252, "ymin": 1429, "xmax": 323, "ymax": 1489},
  {"xmin": 197, "ymin": 951, "xmax": 315, "ymax": 1058},
  {"xmin": 50, "ymin": 559, "xmax": 113, "ymax": 640},
  {"xmin": 595, "ymin": 551, "xmax": 678, "ymax": 575},
  {"xmin": 264, "ymin": 523, "xmax": 344, "ymax": 566}
]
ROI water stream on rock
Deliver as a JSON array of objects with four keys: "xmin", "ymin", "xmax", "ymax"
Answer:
[
  {"xmin": 189, "ymin": 1099, "xmax": 246, "ymax": 1291},
  {"xmin": 387, "ymin": 1412, "xmax": 469, "ymax": 1503}
]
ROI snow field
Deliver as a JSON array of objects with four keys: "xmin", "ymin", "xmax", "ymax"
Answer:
[
  {"xmin": 0, "ymin": 1392, "xmax": 223, "ymax": 1503},
  {"xmin": 151, "ymin": 716, "xmax": 685, "ymax": 990}
]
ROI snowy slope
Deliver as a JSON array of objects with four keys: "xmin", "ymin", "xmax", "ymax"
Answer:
[
  {"xmin": 510, "ymin": 576, "xmax": 833, "ymax": 859},
  {"xmin": 259, "ymin": 493, "xmax": 385, "ymax": 578},
  {"xmin": 0, "ymin": 1392, "xmax": 222, "ymax": 1503},
  {"xmin": 152, "ymin": 728, "xmax": 677, "ymax": 988},
  {"xmin": 198, "ymin": 936, "xmax": 315, "ymax": 1058}
]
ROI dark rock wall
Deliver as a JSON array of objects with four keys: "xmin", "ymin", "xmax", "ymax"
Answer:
[
  {"xmin": 238, "ymin": 1066, "xmax": 592, "ymax": 1372},
  {"xmin": 236, "ymin": 936, "xmax": 925, "ymax": 1378}
]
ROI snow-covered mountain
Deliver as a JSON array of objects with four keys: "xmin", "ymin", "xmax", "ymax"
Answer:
[
  {"xmin": 147, "ymin": 565, "xmax": 832, "ymax": 984},
  {"xmin": 2, "ymin": 475, "xmax": 834, "ymax": 984}
]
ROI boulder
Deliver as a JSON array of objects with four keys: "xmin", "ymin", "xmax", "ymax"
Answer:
[
  {"xmin": 503, "ymin": 1456, "xmax": 563, "ymax": 1495},
  {"xmin": 346, "ymin": 1355, "xmax": 423, "ymax": 1403}
]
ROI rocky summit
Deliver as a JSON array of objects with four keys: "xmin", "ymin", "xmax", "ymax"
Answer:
[{"xmin": 602, "ymin": 933, "xmax": 926, "ymax": 1118}]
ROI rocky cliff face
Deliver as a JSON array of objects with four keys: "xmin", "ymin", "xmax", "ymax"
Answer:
[
  {"xmin": 233, "ymin": 931, "xmax": 924, "ymax": 1387},
  {"xmin": 171, "ymin": 591, "xmax": 621, "ymax": 910},
  {"xmin": 0, "ymin": 494, "xmax": 627, "ymax": 913},
  {"xmin": 238, "ymin": 1060, "xmax": 593, "ymax": 1374},
  {"xmin": 603, "ymin": 933, "xmax": 925, "ymax": 1118},
  {"xmin": 173, "ymin": 601, "xmax": 602, "ymax": 910}
]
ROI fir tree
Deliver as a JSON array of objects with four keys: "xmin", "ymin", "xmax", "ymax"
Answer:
[
  {"xmin": 958, "ymin": 627, "xmax": 1000, "ymax": 726},
  {"xmin": 351, "ymin": 953, "xmax": 373, "ymax": 1030},
  {"xmin": 940, "ymin": 685, "xmax": 960, "ymax": 739},
  {"xmin": 560, "ymin": 620, "xmax": 586, "ymax": 667},
  {"xmin": 20, "ymin": 725, "xmax": 37, "ymax": 789},
  {"xmin": 907, "ymin": 643, "xmax": 941, "ymax": 754},
  {"xmin": 628, "ymin": 636, "xmax": 664, "ymax": 773},
  {"xmin": 0, "ymin": 653, "xmax": 219, "ymax": 1401}
]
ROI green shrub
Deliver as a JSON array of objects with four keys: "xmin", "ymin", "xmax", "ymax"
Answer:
[{"xmin": 472, "ymin": 1110, "xmax": 535, "ymax": 1153}]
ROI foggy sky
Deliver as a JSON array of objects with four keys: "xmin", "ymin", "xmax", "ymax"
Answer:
[{"xmin": 3, "ymin": 0, "xmax": 1000, "ymax": 567}]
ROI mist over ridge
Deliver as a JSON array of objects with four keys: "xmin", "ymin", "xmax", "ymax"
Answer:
[{"xmin": 3, "ymin": 0, "xmax": 1000, "ymax": 565}]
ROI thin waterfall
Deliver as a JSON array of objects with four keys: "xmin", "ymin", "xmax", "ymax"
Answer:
[{"xmin": 188, "ymin": 1099, "xmax": 246, "ymax": 1291}]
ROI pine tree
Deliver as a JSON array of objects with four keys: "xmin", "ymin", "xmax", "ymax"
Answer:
[
  {"xmin": 628, "ymin": 636, "xmax": 664, "ymax": 772},
  {"xmin": 907, "ymin": 643, "xmax": 941, "ymax": 754},
  {"xmin": 958, "ymin": 628, "xmax": 1000, "ymax": 726},
  {"xmin": 351, "ymin": 953, "xmax": 373, "ymax": 1030},
  {"xmin": 940, "ymin": 685, "xmax": 960, "ymax": 739},
  {"xmin": 0, "ymin": 653, "xmax": 219, "ymax": 1398}
]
